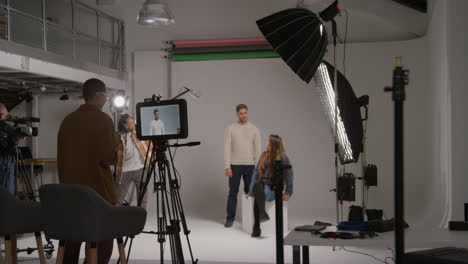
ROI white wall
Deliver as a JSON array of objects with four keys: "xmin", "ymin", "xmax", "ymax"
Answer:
[
  {"xmin": 171, "ymin": 58, "xmax": 334, "ymax": 220},
  {"xmin": 446, "ymin": 0, "xmax": 468, "ymax": 222},
  {"xmin": 166, "ymin": 37, "xmax": 435, "ymax": 227},
  {"xmin": 427, "ymin": 0, "xmax": 451, "ymax": 227}
]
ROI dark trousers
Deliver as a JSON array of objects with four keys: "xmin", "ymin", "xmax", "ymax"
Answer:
[
  {"xmin": 226, "ymin": 165, "xmax": 254, "ymax": 222},
  {"xmin": 63, "ymin": 240, "xmax": 113, "ymax": 264},
  {"xmin": 253, "ymin": 182, "xmax": 269, "ymax": 230}
]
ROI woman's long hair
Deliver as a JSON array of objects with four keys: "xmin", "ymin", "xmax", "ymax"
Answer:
[{"xmin": 258, "ymin": 134, "xmax": 286, "ymax": 184}]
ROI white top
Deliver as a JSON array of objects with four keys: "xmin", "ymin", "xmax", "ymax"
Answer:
[
  {"xmin": 224, "ymin": 122, "xmax": 261, "ymax": 169},
  {"xmin": 122, "ymin": 133, "xmax": 145, "ymax": 172},
  {"xmin": 150, "ymin": 119, "xmax": 165, "ymax": 135}
]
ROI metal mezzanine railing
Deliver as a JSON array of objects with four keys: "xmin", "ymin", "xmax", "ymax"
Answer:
[{"xmin": 0, "ymin": 0, "xmax": 125, "ymax": 72}]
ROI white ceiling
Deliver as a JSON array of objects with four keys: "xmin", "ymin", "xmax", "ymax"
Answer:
[
  {"xmin": 303, "ymin": 0, "xmax": 428, "ymax": 42},
  {"xmin": 90, "ymin": 0, "xmax": 428, "ymax": 44}
]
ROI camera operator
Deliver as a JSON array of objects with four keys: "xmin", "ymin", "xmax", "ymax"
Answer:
[
  {"xmin": 57, "ymin": 78, "xmax": 121, "ymax": 264},
  {"xmin": 116, "ymin": 114, "xmax": 150, "ymax": 208},
  {"xmin": 0, "ymin": 103, "xmax": 15, "ymax": 193}
]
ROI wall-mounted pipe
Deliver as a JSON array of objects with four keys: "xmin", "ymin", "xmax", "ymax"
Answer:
[
  {"xmin": 171, "ymin": 45, "xmax": 273, "ymax": 55},
  {"xmin": 171, "ymin": 51, "xmax": 279, "ymax": 62},
  {"xmin": 172, "ymin": 38, "xmax": 269, "ymax": 48}
]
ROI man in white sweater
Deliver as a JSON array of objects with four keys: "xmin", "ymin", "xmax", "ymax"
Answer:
[
  {"xmin": 150, "ymin": 109, "xmax": 165, "ymax": 135},
  {"xmin": 224, "ymin": 104, "xmax": 261, "ymax": 227}
]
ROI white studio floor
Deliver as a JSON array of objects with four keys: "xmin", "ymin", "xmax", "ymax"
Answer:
[{"xmin": 1, "ymin": 215, "xmax": 395, "ymax": 264}]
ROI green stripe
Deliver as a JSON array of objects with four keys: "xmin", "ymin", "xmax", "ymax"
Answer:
[{"xmin": 171, "ymin": 51, "xmax": 280, "ymax": 61}]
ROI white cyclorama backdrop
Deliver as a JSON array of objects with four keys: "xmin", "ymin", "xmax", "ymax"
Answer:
[
  {"xmin": 140, "ymin": 105, "xmax": 181, "ymax": 136},
  {"xmin": 147, "ymin": 37, "xmax": 438, "ymax": 228}
]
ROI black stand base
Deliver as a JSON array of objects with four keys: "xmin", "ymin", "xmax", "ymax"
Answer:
[{"xmin": 449, "ymin": 221, "xmax": 468, "ymax": 231}]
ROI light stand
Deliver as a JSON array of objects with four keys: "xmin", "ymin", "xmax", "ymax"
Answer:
[
  {"xmin": 384, "ymin": 57, "xmax": 409, "ymax": 264},
  {"xmin": 272, "ymin": 153, "xmax": 285, "ymax": 264},
  {"xmin": 271, "ymin": 153, "xmax": 293, "ymax": 264},
  {"xmin": 359, "ymin": 96, "xmax": 370, "ymax": 211},
  {"xmin": 331, "ymin": 18, "xmax": 341, "ymax": 226}
]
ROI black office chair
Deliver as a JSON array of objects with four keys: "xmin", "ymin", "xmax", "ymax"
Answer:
[
  {"xmin": 39, "ymin": 184, "xmax": 147, "ymax": 264},
  {"xmin": 0, "ymin": 187, "xmax": 47, "ymax": 264}
]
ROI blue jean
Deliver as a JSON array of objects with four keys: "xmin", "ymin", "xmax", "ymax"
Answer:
[
  {"xmin": 0, "ymin": 159, "xmax": 15, "ymax": 194},
  {"xmin": 226, "ymin": 165, "xmax": 254, "ymax": 222}
]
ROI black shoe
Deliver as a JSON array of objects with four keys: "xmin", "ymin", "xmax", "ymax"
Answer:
[
  {"xmin": 260, "ymin": 213, "xmax": 270, "ymax": 223},
  {"xmin": 224, "ymin": 220, "xmax": 234, "ymax": 228},
  {"xmin": 251, "ymin": 227, "xmax": 261, "ymax": 237}
]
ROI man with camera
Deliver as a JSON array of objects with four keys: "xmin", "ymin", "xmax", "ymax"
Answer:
[
  {"xmin": 0, "ymin": 103, "xmax": 15, "ymax": 194},
  {"xmin": 57, "ymin": 78, "xmax": 121, "ymax": 264},
  {"xmin": 224, "ymin": 104, "xmax": 261, "ymax": 228}
]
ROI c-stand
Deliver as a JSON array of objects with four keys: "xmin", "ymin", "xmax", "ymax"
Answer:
[
  {"xmin": 384, "ymin": 57, "xmax": 409, "ymax": 264},
  {"xmin": 270, "ymin": 153, "xmax": 293, "ymax": 264},
  {"xmin": 122, "ymin": 139, "xmax": 198, "ymax": 264}
]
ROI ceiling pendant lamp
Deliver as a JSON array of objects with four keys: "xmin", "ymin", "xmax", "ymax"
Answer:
[{"xmin": 137, "ymin": 0, "xmax": 175, "ymax": 27}]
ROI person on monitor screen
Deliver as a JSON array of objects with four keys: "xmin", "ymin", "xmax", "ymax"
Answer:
[
  {"xmin": 116, "ymin": 114, "xmax": 151, "ymax": 208},
  {"xmin": 224, "ymin": 104, "xmax": 261, "ymax": 228},
  {"xmin": 247, "ymin": 134, "xmax": 293, "ymax": 238},
  {"xmin": 57, "ymin": 78, "xmax": 121, "ymax": 264},
  {"xmin": 150, "ymin": 109, "xmax": 165, "ymax": 135}
]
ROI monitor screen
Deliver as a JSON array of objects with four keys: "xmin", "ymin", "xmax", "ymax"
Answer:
[{"xmin": 136, "ymin": 99, "xmax": 188, "ymax": 141}]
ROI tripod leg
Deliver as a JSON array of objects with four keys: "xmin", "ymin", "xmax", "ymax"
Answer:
[
  {"xmin": 167, "ymin": 147, "xmax": 198, "ymax": 263},
  {"xmin": 174, "ymin": 227, "xmax": 185, "ymax": 264},
  {"xmin": 168, "ymin": 233, "xmax": 177, "ymax": 264},
  {"xmin": 172, "ymin": 187, "xmax": 197, "ymax": 263}
]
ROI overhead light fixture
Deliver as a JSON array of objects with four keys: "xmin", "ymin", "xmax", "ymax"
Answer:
[
  {"xmin": 137, "ymin": 0, "xmax": 175, "ymax": 27},
  {"xmin": 40, "ymin": 85, "xmax": 47, "ymax": 92},
  {"xmin": 313, "ymin": 61, "xmax": 363, "ymax": 163}
]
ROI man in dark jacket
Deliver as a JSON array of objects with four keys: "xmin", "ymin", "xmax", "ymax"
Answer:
[{"xmin": 57, "ymin": 78, "xmax": 120, "ymax": 264}]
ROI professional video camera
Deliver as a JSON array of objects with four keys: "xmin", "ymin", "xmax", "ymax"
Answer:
[{"xmin": 0, "ymin": 115, "xmax": 40, "ymax": 154}]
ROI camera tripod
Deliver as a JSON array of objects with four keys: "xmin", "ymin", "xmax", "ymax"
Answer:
[
  {"xmin": 122, "ymin": 139, "xmax": 198, "ymax": 264},
  {"xmin": 0, "ymin": 147, "xmax": 35, "ymax": 201}
]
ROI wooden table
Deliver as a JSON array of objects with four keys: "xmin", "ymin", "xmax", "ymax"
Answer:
[
  {"xmin": 22, "ymin": 158, "xmax": 57, "ymax": 195},
  {"xmin": 22, "ymin": 159, "xmax": 57, "ymax": 166}
]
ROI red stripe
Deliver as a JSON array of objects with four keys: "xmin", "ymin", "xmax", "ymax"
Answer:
[{"xmin": 173, "ymin": 38, "xmax": 269, "ymax": 48}]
